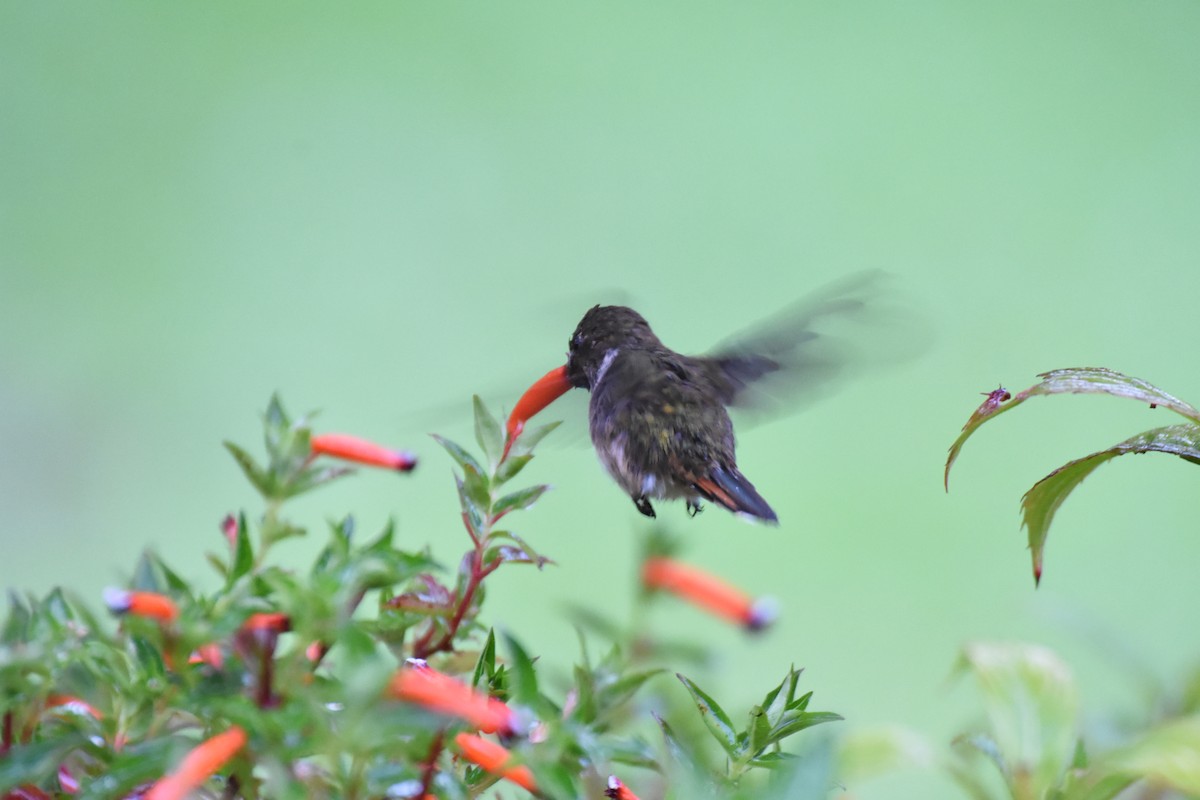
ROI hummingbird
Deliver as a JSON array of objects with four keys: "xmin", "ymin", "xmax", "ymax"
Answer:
[
  {"xmin": 563, "ymin": 305, "xmax": 779, "ymax": 522},
  {"xmin": 503, "ymin": 272, "xmax": 911, "ymax": 523}
]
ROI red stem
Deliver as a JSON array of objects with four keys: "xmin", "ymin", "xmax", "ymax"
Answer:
[{"xmin": 418, "ymin": 730, "xmax": 446, "ymax": 798}]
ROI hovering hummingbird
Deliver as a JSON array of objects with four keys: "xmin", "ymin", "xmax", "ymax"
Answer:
[{"xmin": 503, "ymin": 273, "xmax": 909, "ymax": 523}]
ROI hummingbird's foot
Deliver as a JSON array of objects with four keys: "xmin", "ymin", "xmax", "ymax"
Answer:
[
  {"xmin": 633, "ymin": 495, "xmax": 657, "ymax": 519},
  {"xmin": 686, "ymin": 500, "xmax": 704, "ymax": 517}
]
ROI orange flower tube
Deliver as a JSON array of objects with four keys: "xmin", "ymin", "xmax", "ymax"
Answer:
[
  {"xmin": 103, "ymin": 589, "xmax": 179, "ymax": 623},
  {"xmin": 504, "ymin": 365, "xmax": 571, "ymax": 457},
  {"xmin": 641, "ymin": 557, "xmax": 776, "ymax": 631},
  {"xmin": 454, "ymin": 732, "xmax": 538, "ymax": 794},
  {"xmin": 605, "ymin": 776, "xmax": 641, "ymax": 800},
  {"xmin": 310, "ymin": 433, "xmax": 417, "ymax": 472},
  {"xmin": 145, "ymin": 726, "xmax": 247, "ymax": 800},
  {"xmin": 387, "ymin": 668, "xmax": 517, "ymax": 735},
  {"xmin": 241, "ymin": 612, "xmax": 291, "ymax": 633}
]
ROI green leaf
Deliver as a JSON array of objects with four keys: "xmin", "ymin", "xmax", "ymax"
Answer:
[
  {"xmin": 945, "ymin": 367, "xmax": 1200, "ymax": 491},
  {"xmin": 492, "ymin": 484, "xmax": 551, "ymax": 517},
  {"xmin": 747, "ymin": 704, "xmax": 772, "ymax": 758},
  {"xmin": 766, "ymin": 735, "xmax": 836, "ymax": 800},
  {"xmin": 761, "ymin": 667, "xmax": 801, "ymax": 729},
  {"xmin": 0, "ymin": 733, "xmax": 89, "ymax": 792},
  {"xmin": 454, "ymin": 475, "xmax": 485, "ymax": 537},
  {"xmin": 656, "ymin": 714, "xmax": 702, "ymax": 776},
  {"xmin": 956, "ymin": 642, "xmax": 1079, "ymax": 800},
  {"xmin": 1021, "ymin": 423, "xmax": 1200, "ymax": 584},
  {"xmin": 224, "ymin": 440, "xmax": 273, "ymax": 498},
  {"xmin": 770, "ymin": 711, "xmax": 843, "ymax": 741},
  {"xmin": 1064, "ymin": 716, "xmax": 1200, "ymax": 800},
  {"xmin": 472, "ymin": 628, "xmax": 497, "ymax": 688},
  {"xmin": 748, "ymin": 751, "xmax": 798, "ymax": 769},
  {"xmin": 493, "ymin": 454, "xmax": 533, "ymax": 485},
  {"xmin": 507, "ymin": 420, "xmax": 562, "ymax": 459},
  {"xmin": 473, "ymin": 395, "xmax": 503, "ymax": 468},
  {"xmin": 503, "ymin": 632, "xmax": 541, "ymax": 707},
  {"xmin": 431, "ymin": 434, "xmax": 484, "ymax": 477},
  {"xmin": 601, "ymin": 668, "xmax": 665, "ymax": 709},
  {"xmin": 286, "ymin": 464, "xmax": 354, "ymax": 498},
  {"xmin": 228, "ymin": 517, "xmax": 255, "ymax": 584},
  {"xmin": 677, "ymin": 673, "xmax": 740, "ymax": 757}
]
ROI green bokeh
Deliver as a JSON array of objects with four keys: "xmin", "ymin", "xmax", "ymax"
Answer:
[{"xmin": 3, "ymin": 4, "xmax": 1199, "ymax": 797}]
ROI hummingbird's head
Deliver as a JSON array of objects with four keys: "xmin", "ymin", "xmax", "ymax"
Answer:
[{"xmin": 566, "ymin": 305, "xmax": 660, "ymax": 390}]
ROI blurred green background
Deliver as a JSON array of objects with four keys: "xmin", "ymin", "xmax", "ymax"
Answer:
[{"xmin": 3, "ymin": 3, "xmax": 1199, "ymax": 797}]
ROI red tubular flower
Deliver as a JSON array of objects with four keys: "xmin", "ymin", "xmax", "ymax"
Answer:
[
  {"xmin": 387, "ymin": 668, "xmax": 518, "ymax": 735},
  {"xmin": 103, "ymin": 589, "xmax": 179, "ymax": 623},
  {"xmin": 145, "ymin": 726, "xmax": 247, "ymax": 800},
  {"xmin": 241, "ymin": 612, "xmax": 290, "ymax": 634},
  {"xmin": 605, "ymin": 776, "xmax": 641, "ymax": 800},
  {"xmin": 641, "ymin": 556, "xmax": 776, "ymax": 631},
  {"xmin": 502, "ymin": 364, "xmax": 571, "ymax": 459},
  {"xmin": 188, "ymin": 643, "xmax": 225, "ymax": 669},
  {"xmin": 454, "ymin": 732, "xmax": 537, "ymax": 794},
  {"xmin": 310, "ymin": 433, "xmax": 417, "ymax": 472}
]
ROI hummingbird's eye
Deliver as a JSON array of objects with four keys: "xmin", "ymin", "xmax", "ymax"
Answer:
[{"xmin": 571, "ymin": 333, "xmax": 583, "ymax": 349}]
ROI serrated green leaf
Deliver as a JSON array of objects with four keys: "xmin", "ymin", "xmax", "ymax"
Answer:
[
  {"xmin": 945, "ymin": 367, "xmax": 1200, "ymax": 491},
  {"xmin": 677, "ymin": 673, "xmax": 740, "ymax": 757},
  {"xmin": 473, "ymin": 395, "xmax": 503, "ymax": 468},
  {"xmin": 1021, "ymin": 423, "xmax": 1200, "ymax": 584},
  {"xmin": 431, "ymin": 434, "xmax": 484, "ymax": 476},
  {"xmin": 492, "ymin": 484, "xmax": 550, "ymax": 517}
]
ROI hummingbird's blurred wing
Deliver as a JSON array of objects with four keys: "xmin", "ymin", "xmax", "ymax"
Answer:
[{"xmin": 698, "ymin": 270, "xmax": 928, "ymax": 418}]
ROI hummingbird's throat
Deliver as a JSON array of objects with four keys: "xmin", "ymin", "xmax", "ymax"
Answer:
[{"xmin": 592, "ymin": 348, "xmax": 620, "ymax": 388}]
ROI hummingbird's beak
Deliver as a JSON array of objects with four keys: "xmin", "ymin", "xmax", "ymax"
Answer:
[{"xmin": 503, "ymin": 364, "xmax": 571, "ymax": 460}]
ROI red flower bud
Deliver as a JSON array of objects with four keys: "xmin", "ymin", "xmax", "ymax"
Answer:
[
  {"xmin": 641, "ymin": 557, "xmax": 776, "ymax": 631},
  {"xmin": 145, "ymin": 726, "xmax": 246, "ymax": 800},
  {"xmin": 310, "ymin": 433, "xmax": 417, "ymax": 472},
  {"xmin": 453, "ymin": 733, "xmax": 537, "ymax": 794}
]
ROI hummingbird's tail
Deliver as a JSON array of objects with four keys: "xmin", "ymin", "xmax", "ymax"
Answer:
[{"xmin": 694, "ymin": 466, "xmax": 778, "ymax": 524}]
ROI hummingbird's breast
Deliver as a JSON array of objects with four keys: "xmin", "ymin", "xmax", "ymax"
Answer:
[{"xmin": 586, "ymin": 347, "xmax": 737, "ymax": 500}]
